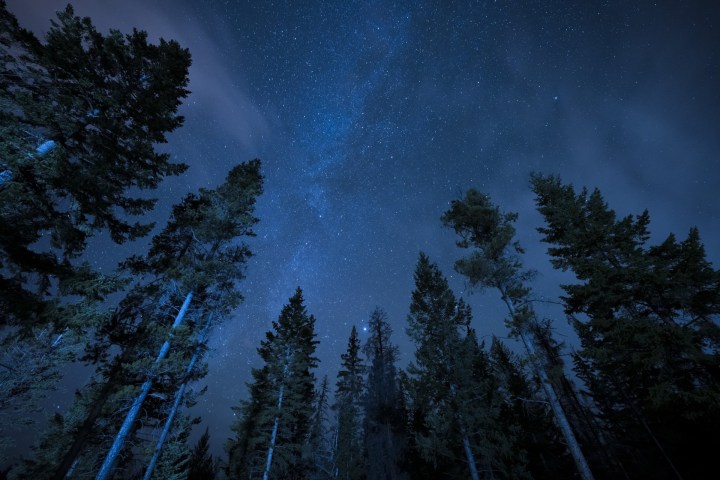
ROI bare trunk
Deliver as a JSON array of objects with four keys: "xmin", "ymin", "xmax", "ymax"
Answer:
[
  {"xmin": 449, "ymin": 383, "xmax": 480, "ymax": 480},
  {"xmin": 263, "ymin": 348, "xmax": 291, "ymax": 480},
  {"xmin": 96, "ymin": 291, "xmax": 193, "ymax": 480},
  {"xmin": 142, "ymin": 314, "xmax": 212, "ymax": 480},
  {"xmin": 461, "ymin": 434, "xmax": 480, "ymax": 480}
]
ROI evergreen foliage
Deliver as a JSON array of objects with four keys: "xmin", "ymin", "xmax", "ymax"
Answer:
[
  {"xmin": 531, "ymin": 173, "xmax": 720, "ymax": 479},
  {"xmin": 487, "ymin": 336, "xmax": 577, "ymax": 479},
  {"xmin": 307, "ymin": 375, "xmax": 334, "ymax": 479},
  {"xmin": 0, "ymin": 1, "xmax": 190, "ymax": 459},
  {"xmin": 1, "ymin": 5, "xmax": 718, "ymax": 479},
  {"xmin": 405, "ymin": 253, "xmax": 527, "ymax": 479},
  {"xmin": 333, "ymin": 326, "xmax": 366, "ymax": 480},
  {"xmin": 362, "ymin": 309, "xmax": 408, "ymax": 480},
  {"xmin": 186, "ymin": 427, "xmax": 218, "ymax": 480},
  {"xmin": 17, "ymin": 161, "xmax": 262, "ymax": 479},
  {"xmin": 0, "ymin": 325, "xmax": 81, "ymax": 452},
  {"xmin": 0, "ymin": 1, "xmax": 190, "ymax": 328},
  {"xmin": 149, "ymin": 413, "xmax": 193, "ymax": 480},
  {"xmin": 442, "ymin": 189, "xmax": 595, "ymax": 480},
  {"xmin": 226, "ymin": 288, "xmax": 319, "ymax": 479}
]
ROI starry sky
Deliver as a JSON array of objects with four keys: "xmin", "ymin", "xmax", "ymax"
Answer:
[{"xmin": 7, "ymin": 0, "xmax": 720, "ymax": 456}]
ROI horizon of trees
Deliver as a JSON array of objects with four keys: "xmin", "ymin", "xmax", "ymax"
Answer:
[{"xmin": 1, "ymin": 3, "xmax": 719, "ymax": 479}]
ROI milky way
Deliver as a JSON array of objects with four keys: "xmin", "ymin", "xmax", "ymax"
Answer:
[{"xmin": 7, "ymin": 0, "xmax": 720, "ymax": 454}]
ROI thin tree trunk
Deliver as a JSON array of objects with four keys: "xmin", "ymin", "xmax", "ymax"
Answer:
[
  {"xmin": 449, "ymin": 383, "xmax": 480, "ymax": 480},
  {"xmin": 503, "ymin": 295, "xmax": 594, "ymax": 480},
  {"xmin": 264, "ymin": 405, "xmax": 282, "ymax": 480},
  {"xmin": 263, "ymin": 348, "xmax": 290, "ymax": 480},
  {"xmin": 142, "ymin": 314, "xmax": 212, "ymax": 480},
  {"xmin": 461, "ymin": 434, "xmax": 480, "ymax": 480},
  {"xmin": 96, "ymin": 291, "xmax": 193, "ymax": 480},
  {"xmin": 51, "ymin": 289, "xmax": 174, "ymax": 479},
  {"xmin": 627, "ymin": 395, "xmax": 684, "ymax": 480}
]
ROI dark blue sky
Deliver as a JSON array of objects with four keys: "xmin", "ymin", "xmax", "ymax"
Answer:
[{"xmin": 8, "ymin": 0, "xmax": 720, "ymax": 454}]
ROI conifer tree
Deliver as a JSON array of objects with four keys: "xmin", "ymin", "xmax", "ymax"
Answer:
[
  {"xmin": 142, "ymin": 314, "xmax": 214, "ymax": 480},
  {"xmin": 362, "ymin": 309, "xmax": 408, "ymax": 480},
  {"xmin": 442, "ymin": 191, "xmax": 594, "ymax": 480},
  {"xmin": 333, "ymin": 326, "xmax": 366, "ymax": 480},
  {"xmin": 406, "ymin": 253, "xmax": 521, "ymax": 480},
  {"xmin": 0, "ymin": 2, "xmax": 191, "ymax": 456},
  {"xmin": 488, "ymin": 336, "xmax": 577, "ymax": 479},
  {"xmin": 0, "ymin": 1, "xmax": 190, "ymax": 328},
  {"xmin": 16, "ymin": 161, "xmax": 262, "ymax": 479},
  {"xmin": 307, "ymin": 375, "xmax": 334, "ymax": 479},
  {"xmin": 97, "ymin": 160, "xmax": 261, "ymax": 479},
  {"xmin": 186, "ymin": 427, "xmax": 218, "ymax": 480},
  {"xmin": 531, "ymin": 174, "xmax": 720, "ymax": 479},
  {"xmin": 226, "ymin": 288, "xmax": 319, "ymax": 480},
  {"xmin": 148, "ymin": 413, "xmax": 193, "ymax": 480}
]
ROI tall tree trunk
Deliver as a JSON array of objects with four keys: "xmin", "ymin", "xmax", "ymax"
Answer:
[
  {"xmin": 503, "ymin": 295, "xmax": 594, "ymax": 480},
  {"xmin": 461, "ymin": 433, "xmax": 480, "ymax": 480},
  {"xmin": 263, "ymin": 348, "xmax": 290, "ymax": 480},
  {"xmin": 142, "ymin": 314, "xmax": 212, "ymax": 480},
  {"xmin": 450, "ymin": 383, "xmax": 480, "ymax": 480},
  {"xmin": 96, "ymin": 291, "xmax": 193, "ymax": 480}
]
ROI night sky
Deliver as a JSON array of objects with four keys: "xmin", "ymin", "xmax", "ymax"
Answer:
[{"xmin": 6, "ymin": 0, "xmax": 720, "ymax": 456}]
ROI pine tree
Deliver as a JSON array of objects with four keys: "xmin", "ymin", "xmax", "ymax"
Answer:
[
  {"xmin": 333, "ymin": 326, "xmax": 366, "ymax": 480},
  {"xmin": 95, "ymin": 160, "xmax": 262, "ymax": 479},
  {"xmin": 142, "ymin": 314, "xmax": 214, "ymax": 480},
  {"xmin": 0, "ymin": 325, "xmax": 81, "ymax": 452},
  {"xmin": 531, "ymin": 173, "xmax": 720, "ymax": 479},
  {"xmin": 488, "ymin": 336, "xmax": 578, "ymax": 479},
  {"xmin": 528, "ymin": 319, "xmax": 627, "ymax": 479},
  {"xmin": 442, "ymin": 190, "xmax": 594, "ymax": 480},
  {"xmin": 226, "ymin": 288, "xmax": 319, "ymax": 480},
  {"xmin": 455, "ymin": 322, "xmax": 539, "ymax": 480},
  {"xmin": 362, "ymin": 309, "xmax": 408, "ymax": 480}
]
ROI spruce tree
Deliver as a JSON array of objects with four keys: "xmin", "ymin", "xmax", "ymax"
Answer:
[
  {"xmin": 186, "ymin": 427, "xmax": 217, "ymax": 480},
  {"xmin": 488, "ymin": 336, "xmax": 578, "ymax": 479},
  {"xmin": 333, "ymin": 326, "xmax": 366, "ymax": 480},
  {"xmin": 96, "ymin": 160, "xmax": 262, "ymax": 479},
  {"xmin": 531, "ymin": 174, "xmax": 720, "ymax": 479},
  {"xmin": 406, "ymin": 253, "xmax": 521, "ymax": 480},
  {"xmin": 0, "ymin": 1, "xmax": 190, "ymax": 456},
  {"xmin": 307, "ymin": 375, "xmax": 334, "ymax": 479},
  {"xmin": 148, "ymin": 413, "xmax": 193, "ymax": 480},
  {"xmin": 226, "ymin": 288, "xmax": 319, "ymax": 480},
  {"xmin": 362, "ymin": 309, "xmax": 407, "ymax": 480}
]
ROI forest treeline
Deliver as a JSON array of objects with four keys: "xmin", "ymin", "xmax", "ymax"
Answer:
[{"xmin": 1, "ymin": 4, "xmax": 719, "ymax": 479}]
